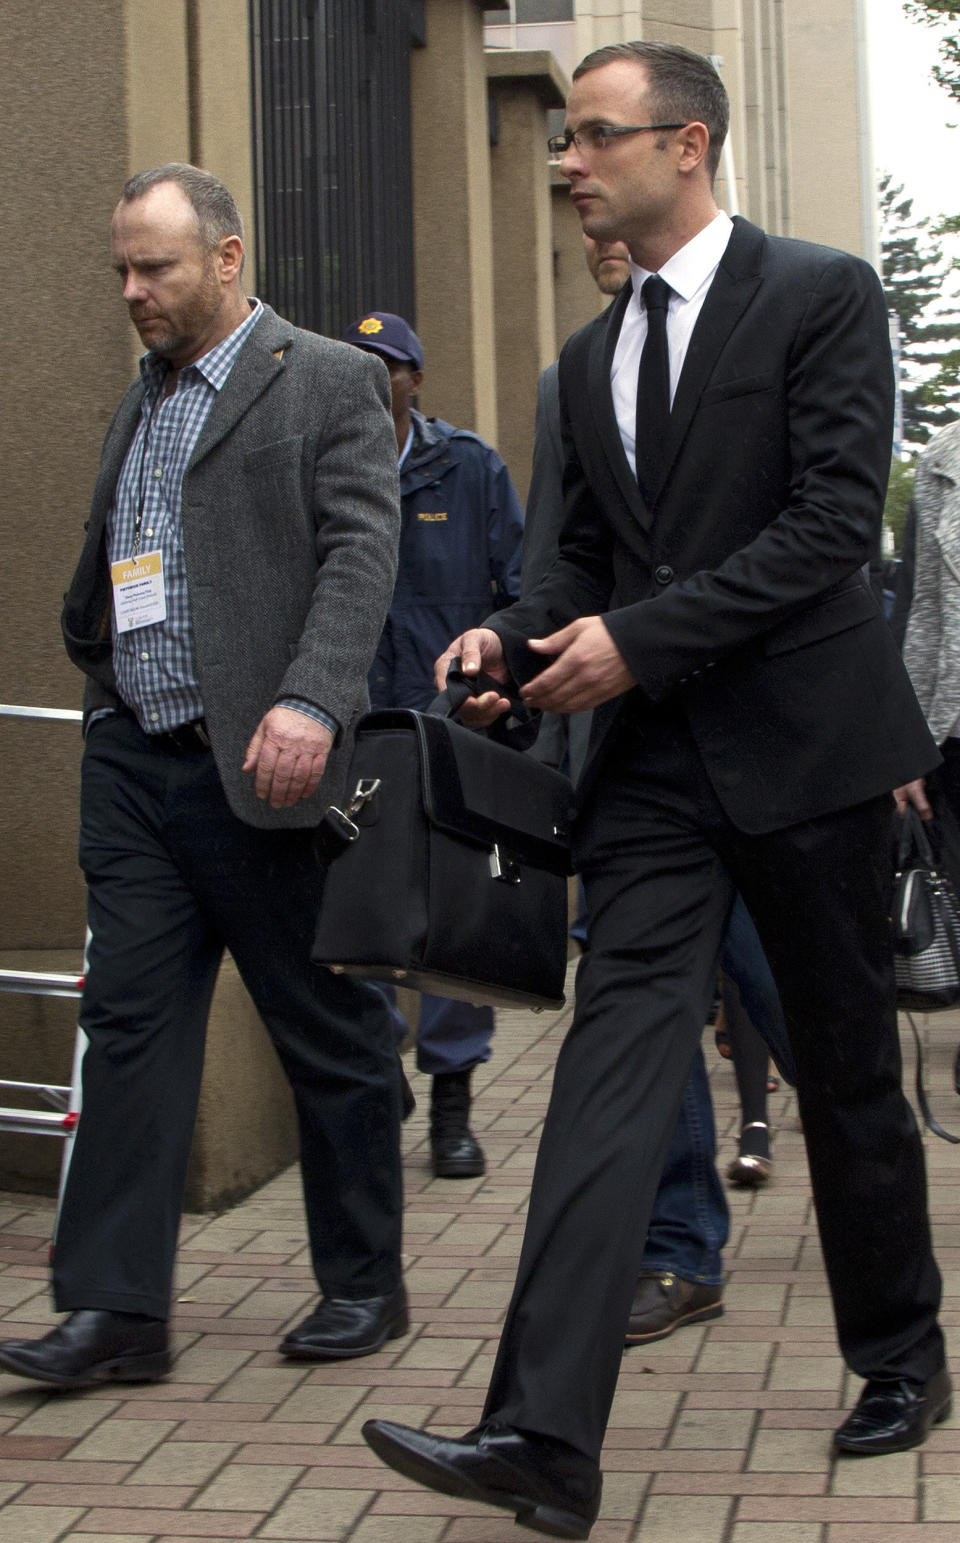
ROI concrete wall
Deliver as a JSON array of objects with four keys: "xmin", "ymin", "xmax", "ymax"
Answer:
[
  {"xmin": 412, "ymin": 0, "xmax": 500, "ymax": 440},
  {"xmin": 0, "ymin": 0, "xmax": 282, "ymax": 1208},
  {"xmin": 0, "ymin": 1, "xmax": 131, "ymax": 951}
]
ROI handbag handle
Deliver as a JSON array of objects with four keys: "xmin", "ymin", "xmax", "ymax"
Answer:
[
  {"xmin": 897, "ymin": 802, "xmax": 937, "ymax": 871},
  {"xmin": 427, "ymin": 659, "xmax": 540, "ymax": 751}
]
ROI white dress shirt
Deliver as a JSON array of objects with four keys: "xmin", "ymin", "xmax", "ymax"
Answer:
[{"xmin": 611, "ymin": 210, "xmax": 734, "ymax": 478}]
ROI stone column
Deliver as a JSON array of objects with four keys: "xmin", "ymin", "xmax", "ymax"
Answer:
[
  {"xmin": 411, "ymin": 0, "xmax": 499, "ymax": 440},
  {"xmin": 487, "ymin": 51, "xmax": 567, "ymax": 501}
]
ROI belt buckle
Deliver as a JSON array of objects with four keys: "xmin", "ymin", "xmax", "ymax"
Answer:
[{"xmin": 165, "ymin": 719, "xmax": 209, "ymax": 752}]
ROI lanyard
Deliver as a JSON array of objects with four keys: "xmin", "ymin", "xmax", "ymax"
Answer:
[{"xmin": 132, "ymin": 380, "xmax": 173, "ymax": 556}]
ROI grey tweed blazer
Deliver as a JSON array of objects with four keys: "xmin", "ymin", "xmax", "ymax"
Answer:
[
  {"xmin": 904, "ymin": 419, "xmax": 960, "ymax": 745},
  {"xmin": 62, "ymin": 304, "xmax": 401, "ymax": 827}
]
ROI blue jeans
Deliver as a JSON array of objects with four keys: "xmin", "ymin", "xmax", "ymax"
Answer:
[
  {"xmin": 639, "ymin": 1043, "xmax": 728, "ymax": 1285},
  {"xmin": 374, "ymin": 984, "xmax": 494, "ymax": 1075},
  {"xmin": 720, "ymin": 892, "xmax": 796, "ymax": 1085}
]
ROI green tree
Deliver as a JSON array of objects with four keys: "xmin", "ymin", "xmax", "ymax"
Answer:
[
  {"xmin": 880, "ymin": 174, "xmax": 960, "ymax": 446},
  {"xmin": 884, "ymin": 454, "xmax": 916, "ymax": 555},
  {"xmin": 905, "ymin": 2, "xmax": 960, "ymax": 104}
]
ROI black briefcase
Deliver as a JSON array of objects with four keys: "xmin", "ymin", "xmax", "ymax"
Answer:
[{"xmin": 312, "ymin": 685, "xmax": 575, "ymax": 1010}]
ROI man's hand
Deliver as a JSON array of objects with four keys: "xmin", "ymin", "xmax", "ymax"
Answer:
[
  {"xmin": 894, "ymin": 778, "xmax": 933, "ymax": 820},
  {"xmin": 519, "ymin": 617, "xmax": 635, "ymax": 714},
  {"xmin": 434, "ymin": 627, "xmax": 512, "ymax": 728},
  {"xmin": 242, "ymin": 706, "xmax": 334, "ymax": 809}
]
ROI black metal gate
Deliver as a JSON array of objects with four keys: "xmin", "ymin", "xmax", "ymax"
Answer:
[{"xmin": 250, "ymin": 0, "xmax": 418, "ymax": 338}]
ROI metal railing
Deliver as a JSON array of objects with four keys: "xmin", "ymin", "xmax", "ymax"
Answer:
[{"xmin": 0, "ymin": 705, "xmax": 86, "ymax": 1189}]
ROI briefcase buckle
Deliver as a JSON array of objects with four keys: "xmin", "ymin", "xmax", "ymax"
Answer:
[
  {"xmin": 345, "ymin": 777, "xmax": 382, "ymax": 818},
  {"xmin": 489, "ymin": 844, "xmax": 521, "ymax": 885}
]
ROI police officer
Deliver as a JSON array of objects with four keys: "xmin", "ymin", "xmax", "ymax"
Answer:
[{"xmin": 342, "ymin": 312, "xmax": 525, "ymax": 1177}]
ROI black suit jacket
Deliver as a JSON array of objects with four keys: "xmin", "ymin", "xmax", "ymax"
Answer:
[{"xmin": 491, "ymin": 217, "xmax": 937, "ymax": 834}]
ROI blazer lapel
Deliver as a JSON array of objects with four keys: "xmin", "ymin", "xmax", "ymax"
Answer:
[
  {"xmin": 586, "ymin": 283, "xmax": 654, "ymax": 531},
  {"xmin": 91, "ymin": 384, "xmax": 146, "ymax": 523},
  {"xmin": 188, "ymin": 305, "xmax": 295, "ymax": 470},
  {"xmin": 662, "ymin": 217, "xmax": 765, "ymax": 482}
]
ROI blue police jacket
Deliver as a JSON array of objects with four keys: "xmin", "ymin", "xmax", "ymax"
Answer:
[{"xmin": 369, "ymin": 410, "xmax": 524, "ymax": 709}]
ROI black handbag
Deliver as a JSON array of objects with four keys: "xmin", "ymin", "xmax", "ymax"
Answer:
[
  {"xmin": 890, "ymin": 804, "xmax": 960, "ymax": 1142},
  {"xmin": 892, "ymin": 804, "xmax": 960, "ymax": 1011},
  {"xmin": 311, "ymin": 670, "xmax": 575, "ymax": 1010}
]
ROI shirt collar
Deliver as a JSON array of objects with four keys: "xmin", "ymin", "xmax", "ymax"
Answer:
[
  {"xmin": 398, "ymin": 420, "xmax": 415, "ymax": 468},
  {"xmin": 628, "ymin": 210, "xmax": 733, "ymax": 308},
  {"xmin": 139, "ymin": 297, "xmax": 264, "ymax": 393}
]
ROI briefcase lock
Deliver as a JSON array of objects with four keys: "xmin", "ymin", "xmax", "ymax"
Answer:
[
  {"xmin": 489, "ymin": 844, "xmax": 521, "ymax": 885},
  {"xmin": 345, "ymin": 777, "xmax": 382, "ymax": 818}
]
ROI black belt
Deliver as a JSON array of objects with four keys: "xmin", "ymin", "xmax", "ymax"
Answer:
[{"xmin": 150, "ymin": 717, "xmax": 212, "ymax": 753}]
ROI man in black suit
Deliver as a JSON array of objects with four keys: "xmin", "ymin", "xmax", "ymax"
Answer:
[{"xmin": 362, "ymin": 43, "xmax": 949, "ymax": 1539}]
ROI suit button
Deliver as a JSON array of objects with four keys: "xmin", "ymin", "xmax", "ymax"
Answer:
[{"xmin": 654, "ymin": 565, "xmax": 674, "ymax": 585}]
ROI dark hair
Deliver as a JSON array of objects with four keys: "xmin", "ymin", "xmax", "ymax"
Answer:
[
  {"xmin": 120, "ymin": 163, "xmax": 244, "ymax": 263},
  {"xmin": 573, "ymin": 41, "xmax": 729, "ymax": 183}
]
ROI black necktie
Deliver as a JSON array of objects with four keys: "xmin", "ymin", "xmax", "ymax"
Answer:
[{"xmin": 635, "ymin": 274, "xmax": 672, "ymax": 504}]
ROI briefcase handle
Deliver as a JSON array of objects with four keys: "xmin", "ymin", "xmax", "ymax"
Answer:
[{"xmin": 427, "ymin": 659, "xmax": 540, "ymax": 751}]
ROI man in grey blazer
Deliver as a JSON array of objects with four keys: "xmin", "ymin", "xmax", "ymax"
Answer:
[{"xmin": 0, "ymin": 164, "xmax": 406, "ymax": 1389}]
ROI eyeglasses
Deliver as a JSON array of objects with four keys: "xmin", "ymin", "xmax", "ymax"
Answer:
[{"xmin": 547, "ymin": 123, "xmax": 688, "ymax": 155}]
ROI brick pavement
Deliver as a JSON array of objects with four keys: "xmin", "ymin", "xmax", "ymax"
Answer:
[{"xmin": 0, "ymin": 967, "xmax": 957, "ymax": 1541}]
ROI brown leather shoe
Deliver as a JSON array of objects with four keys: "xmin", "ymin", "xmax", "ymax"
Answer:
[{"xmin": 624, "ymin": 1271, "xmax": 723, "ymax": 1345}]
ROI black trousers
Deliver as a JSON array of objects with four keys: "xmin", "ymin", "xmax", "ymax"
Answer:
[
  {"xmin": 53, "ymin": 712, "xmax": 403, "ymax": 1319},
  {"xmin": 482, "ymin": 706, "xmax": 944, "ymax": 1460}
]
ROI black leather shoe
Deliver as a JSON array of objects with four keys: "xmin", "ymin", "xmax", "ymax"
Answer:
[
  {"xmin": 279, "ymin": 1286, "xmax": 409, "ymax": 1360},
  {"xmin": 430, "ymin": 1069, "xmax": 486, "ymax": 1178},
  {"xmin": 624, "ymin": 1271, "xmax": 723, "ymax": 1345},
  {"xmin": 833, "ymin": 1366, "xmax": 953, "ymax": 1455},
  {"xmin": 0, "ymin": 1310, "xmax": 169, "ymax": 1389},
  {"xmin": 362, "ymin": 1418, "xmax": 601, "ymax": 1539}
]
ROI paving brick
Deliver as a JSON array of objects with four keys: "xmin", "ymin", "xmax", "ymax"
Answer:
[
  {"xmin": 258, "ymin": 1488, "xmax": 369, "ymax": 1537},
  {"xmin": 767, "ymin": 1355, "xmax": 845, "ymax": 1392},
  {"xmin": 349, "ymin": 1518, "xmax": 446, "ymax": 1542},
  {"xmin": 737, "ymin": 1497, "xmax": 915, "ymax": 1521},
  {"xmin": 9, "ymin": 1401, "xmax": 118, "ymax": 1440},
  {"xmin": 0, "ymin": 1507, "xmax": 86, "ymax": 1542},
  {"xmin": 637, "ymin": 1492, "xmax": 734, "ymax": 1541},
  {"xmin": 68, "ymin": 1421, "xmax": 179, "ymax": 1461},
  {"xmin": 393, "ymin": 1337, "xmax": 484, "ymax": 1371},
  {"xmin": 196, "ymin": 1463, "xmax": 302, "ymax": 1510},
  {"xmin": 20, "ymin": 1483, "xmax": 194, "ymax": 1507},
  {"xmin": 825, "ymin": 1530, "xmax": 960, "ymax": 1541},
  {"xmin": 128, "ymin": 1442, "xmax": 238, "ymax": 1486},
  {"xmin": 747, "ymin": 1428, "xmax": 834, "ymax": 1475},
  {"xmin": 730, "ymin": 1527, "xmax": 823, "ymax": 1542},
  {"xmin": 608, "ymin": 1387, "xmax": 682, "ymax": 1429},
  {"xmin": 922, "ymin": 1474, "xmax": 960, "ymax": 1520},
  {"xmin": 669, "ymin": 1407, "xmax": 756, "ymax": 1449},
  {"xmin": 70, "ymin": 1512, "xmax": 262, "ymax": 1536},
  {"xmin": 61, "ymin": 1535, "xmax": 150, "ymax": 1543},
  {"xmin": 169, "ymin": 1346, "xmax": 255, "ymax": 1385},
  {"xmin": 268, "ymin": 1384, "xmax": 368, "ymax": 1425},
  {"xmin": 831, "ymin": 1449, "xmax": 918, "ymax": 1495},
  {"xmin": 0, "ymin": 1436, "xmax": 75, "ymax": 1459}
]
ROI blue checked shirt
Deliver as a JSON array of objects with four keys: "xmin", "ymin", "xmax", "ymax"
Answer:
[{"xmin": 107, "ymin": 301, "xmax": 336, "ymax": 739}]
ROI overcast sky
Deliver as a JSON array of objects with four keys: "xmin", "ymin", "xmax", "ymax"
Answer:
[{"xmin": 868, "ymin": 0, "xmax": 958, "ymax": 221}]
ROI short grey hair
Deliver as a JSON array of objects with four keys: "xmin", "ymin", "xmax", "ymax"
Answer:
[
  {"xmin": 573, "ymin": 41, "xmax": 729, "ymax": 184},
  {"xmin": 120, "ymin": 163, "xmax": 244, "ymax": 254}
]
